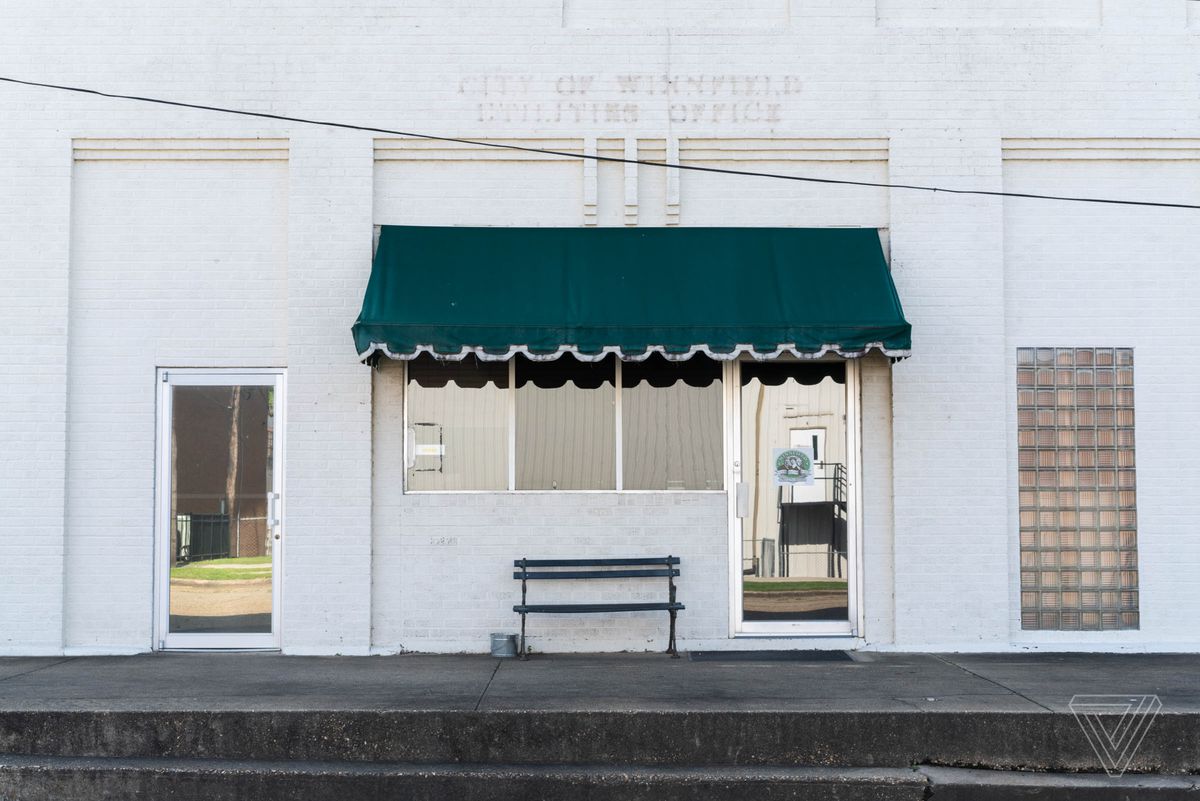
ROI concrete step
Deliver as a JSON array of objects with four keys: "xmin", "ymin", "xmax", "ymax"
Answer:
[
  {"xmin": 1, "ymin": 755, "xmax": 1197, "ymax": 801},
  {"xmin": 920, "ymin": 766, "xmax": 1200, "ymax": 801},
  {"xmin": 2, "ymin": 710, "xmax": 1199, "ymax": 775},
  {"xmin": 0, "ymin": 756, "xmax": 928, "ymax": 801}
]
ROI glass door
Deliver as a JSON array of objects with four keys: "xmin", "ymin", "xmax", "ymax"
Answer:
[
  {"xmin": 732, "ymin": 360, "xmax": 859, "ymax": 636},
  {"xmin": 156, "ymin": 370, "xmax": 284, "ymax": 649}
]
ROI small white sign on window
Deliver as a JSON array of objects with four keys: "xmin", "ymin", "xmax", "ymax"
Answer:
[
  {"xmin": 772, "ymin": 447, "xmax": 815, "ymax": 486},
  {"xmin": 414, "ymin": 443, "xmax": 445, "ymax": 457}
]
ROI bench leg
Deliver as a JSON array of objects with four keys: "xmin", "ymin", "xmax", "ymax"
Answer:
[
  {"xmin": 519, "ymin": 612, "xmax": 528, "ymax": 661},
  {"xmin": 667, "ymin": 609, "xmax": 679, "ymax": 659}
]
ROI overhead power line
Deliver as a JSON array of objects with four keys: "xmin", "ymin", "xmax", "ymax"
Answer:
[{"xmin": 2, "ymin": 74, "xmax": 1199, "ymax": 211}]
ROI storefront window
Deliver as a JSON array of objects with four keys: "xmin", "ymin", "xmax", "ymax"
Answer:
[
  {"xmin": 404, "ymin": 353, "xmax": 724, "ymax": 491},
  {"xmin": 406, "ymin": 355, "xmax": 509, "ymax": 491},
  {"xmin": 515, "ymin": 355, "xmax": 616, "ymax": 490},
  {"xmin": 622, "ymin": 355, "xmax": 723, "ymax": 490}
]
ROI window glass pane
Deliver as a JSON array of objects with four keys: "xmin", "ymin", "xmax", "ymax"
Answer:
[
  {"xmin": 515, "ymin": 355, "xmax": 615, "ymax": 490},
  {"xmin": 740, "ymin": 361, "xmax": 849, "ymax": 622},
  {"xmin": 406, "ymin": 355, "xmax": 508, "ymax": 491},
  {"xmin": 170, "ymin": 384, "xmax": 273, "ymax": 634},
  {"xmin": 622, "ymin": 355, "xmax": 723, "ymax": 490}
]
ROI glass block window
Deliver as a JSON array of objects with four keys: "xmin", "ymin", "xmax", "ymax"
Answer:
[{"xmin": 1017, "ymin": 348, "xmax": 1138, "ymax": 631}]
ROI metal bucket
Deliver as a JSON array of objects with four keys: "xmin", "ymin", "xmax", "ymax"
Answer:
[{"xmin": 490, "ymin": 633, "xmax": 517, "ymax": 658}]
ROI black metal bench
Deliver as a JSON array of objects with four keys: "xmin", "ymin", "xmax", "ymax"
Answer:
[{"xmin": 513, "ymin": 556, "xmax": 683, "ymax": 659}]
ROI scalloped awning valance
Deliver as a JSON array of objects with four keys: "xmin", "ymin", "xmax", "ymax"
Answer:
[{"xmin": 353, "ymin": 226, "xmax": 911, "ymax": 363}]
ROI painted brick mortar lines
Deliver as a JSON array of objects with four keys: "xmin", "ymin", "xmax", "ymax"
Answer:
[
  {"xmin": 1003, "ymin": 157, "xmax": 1200, "ymax": 646},
  {"xmin": 371, "ymin": 362, "xmax": 731, "ymax": 652},
  {"xmin": 285, "ymin": 132, "xmax": 375, "ymax": 654},
  {"xmin": 0, "ymin": 128, "xmax": 70, "ymax": 654},
  {"xmin": 0, "ymin": 1, "xmax": 1198, "ymax": 653},
  {"xmin": 889, "ymin": 133, "xmax": 1010, "ymax": 648},
  {"xmin": 63, "ymin": 157, "xmax": 289, "ymax": 651}
]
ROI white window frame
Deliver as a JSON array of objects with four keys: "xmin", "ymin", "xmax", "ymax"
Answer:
[
  {"xmin": 726, "ymin": 358, "xmax": 864, "ymax": 638},
  {"xmin": 154, "ymin": 367, "xmax": 286, "ymax": 651}
]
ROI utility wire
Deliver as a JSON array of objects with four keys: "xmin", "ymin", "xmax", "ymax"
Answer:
[{"xmin": 3, "ymin": 74, "xmax": 1199, "ymax": 211}]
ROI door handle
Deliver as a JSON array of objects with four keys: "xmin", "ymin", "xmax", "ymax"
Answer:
[
  {"xmin": 735, "ymin": 482, "xmax": 750, "ymax": 518},
  {"xmin": 267, "ymin": 492, "xmax": 280, "ymax": 530},
  {"xmin": 405, "ymin": 427, "xmax": 417, "ymax": 470}
]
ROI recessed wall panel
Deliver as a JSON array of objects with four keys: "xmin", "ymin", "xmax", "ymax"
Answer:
[{"xmin": 66, "ymin": 150, "xmax": 288, "ymax": 648}]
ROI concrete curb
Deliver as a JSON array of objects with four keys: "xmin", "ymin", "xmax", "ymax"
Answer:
[
  {"xmin": 2, "ymin": 755, "xmax": 1197, "ymax": 801},
  {"xmin": 2, "ymin": 710, "xmax": 1198, "ymax": 774},
  {"xmin": 916, "ymin": 766, "xmax": 1200, "ymax": 801}
]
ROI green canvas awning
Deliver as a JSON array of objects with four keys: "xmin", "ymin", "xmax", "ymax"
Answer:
[{"xmin": 353, "ymin": 226, "xmax": 911, "ymax": 362}]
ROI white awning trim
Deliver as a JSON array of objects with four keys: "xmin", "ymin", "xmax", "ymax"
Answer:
[{"xmin": 360, "ymin": 342, "xmax": 911, "ymax": 363}]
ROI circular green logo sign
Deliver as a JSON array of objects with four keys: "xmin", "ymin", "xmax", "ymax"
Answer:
[{"xmin": 774, "ymin": 449, "xmax": 812, "ymax": 484}]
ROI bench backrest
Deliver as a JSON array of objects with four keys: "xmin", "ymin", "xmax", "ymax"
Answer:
[{"xmin": 513, "ymin": 556, "xmax": 680, "ymax": 580}]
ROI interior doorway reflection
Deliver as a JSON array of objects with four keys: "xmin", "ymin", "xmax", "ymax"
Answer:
[{"xmin": 739, "ymin": 361, "xmax": 849, "ymax": 623}]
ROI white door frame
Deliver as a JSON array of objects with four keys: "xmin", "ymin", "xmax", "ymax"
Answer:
[
  {"xmin": 154, "ymin": 368, "xmax": 286, "ymax": 650},
  {"xmin": 726, "ymin": 358, "xmax": 864, "ymax": 638}
]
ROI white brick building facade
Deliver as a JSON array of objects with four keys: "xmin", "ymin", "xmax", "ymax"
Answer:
[{"xmin": 2, "ymin": 1, "xmax": 1198, "ymax": 655}]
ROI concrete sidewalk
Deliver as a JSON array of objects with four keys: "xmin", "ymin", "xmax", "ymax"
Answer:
[
  {"xmin": 0, "ymin": 651, "xmax": 1196, "ymax": 713},
  {"xmin": 3, "ymin": 652, "xmax": 1199, "ymax": 799}
]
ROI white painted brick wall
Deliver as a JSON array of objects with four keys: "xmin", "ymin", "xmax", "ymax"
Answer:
[
  {"xmin": 876, "ymin": 0, "xmax": 1100, "ymax": 28},
  {"xmin": 62, "ymin": 157, "xmax": 288, "ymax": 652},
  {"xmin": 1004, "ymin": 154, "xmax": 1200, "ymax": 648},
  {"xmin": 370, "ymin": 362, "xmax": 730, "ymax": 653},
  {"xmin": 889, "ymin": 133, "xmax": 1011, "ymax": 650},
  {"xmin": 860, "ymin": 355, "xmax": 896, "ymax": 644},
  {"xmin": 283, "ymin": 132, "xmax": 375, "ymax": 655},
  {"xmin": 0, "ymin": 127, "xmax": 70, "ymax": 656},
  {"xmin": 0, "ymin": 1, "xmax": 1197, "ymax": 653}
]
